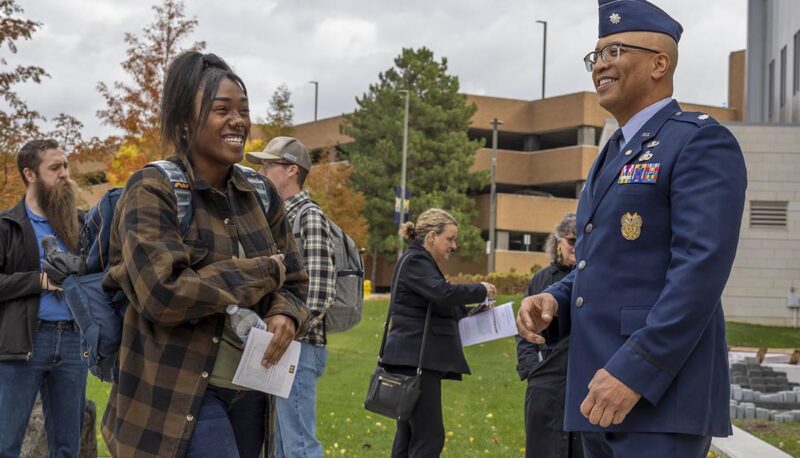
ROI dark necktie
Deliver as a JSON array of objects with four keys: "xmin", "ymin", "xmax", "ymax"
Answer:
[{"xmin": 594, "ymin": 129, "xmax": 623, "ymax": 193}]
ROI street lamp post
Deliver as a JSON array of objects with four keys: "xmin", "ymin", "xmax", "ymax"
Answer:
[
  {"xmin": 309, "ymin": 80, "xmax": 319, "ymax": 121},
  {"xmin": 488, "ymin": 117, "xmax": 503, "ymax": 273},
  {"xmin": 536, "ymin": 20, "xmax": 547, "ymax": 99},
  {"xmin": 398, "ymin": 89, "xmax": 410, "ymax": 258}
]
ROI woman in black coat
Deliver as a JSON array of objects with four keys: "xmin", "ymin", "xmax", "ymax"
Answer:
[
  {"xmin": 382, "ymin": 208, "xmax": 496, "ymax": 458},
  {"xmin": 515, "ymin": 212, "xmax": 582, "ymax": 458}
]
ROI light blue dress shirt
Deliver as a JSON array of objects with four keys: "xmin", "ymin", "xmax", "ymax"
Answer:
[{"xmin": 619, "ymin": 97, "xmax": 673, "ymax": 150}]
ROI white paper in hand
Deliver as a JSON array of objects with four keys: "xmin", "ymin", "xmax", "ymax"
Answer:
[
  {"xmin": 459, "ymin": 302, "xmax": 518, "ymax": 347},
  {"xmin": 232, "ymin": 328, "xmax": 301, "ymax": 398}
]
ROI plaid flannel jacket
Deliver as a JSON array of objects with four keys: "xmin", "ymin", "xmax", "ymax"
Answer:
[
  {"xmin": 286, "ymin": 190, "xmax": 336, "ymax": 346},
  {"xmin": 102, "ymin": 155, "xmax": 309, "ymax": 458}
]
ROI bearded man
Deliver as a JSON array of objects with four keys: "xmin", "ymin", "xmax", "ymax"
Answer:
[{"xmin": 0, "ymin": 139, "xmax": 88, "ymax": 457}]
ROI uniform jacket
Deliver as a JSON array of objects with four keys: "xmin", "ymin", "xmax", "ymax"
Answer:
[
  {"xmin": 382, "ymin": 242, "xmax": 486, "ymax": 379},
  {"xmin": 0, "ymin": 200, "xmax": 47, "ymax": 360},
  {"xmin": 545, "ymin": 100, "xmax": 746, "ymax": 436},
  {"xmin": 102, "ymin": 155, "xmax": 309, "ymax": 457}
]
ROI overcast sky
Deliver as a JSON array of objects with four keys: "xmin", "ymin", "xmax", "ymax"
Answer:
[{"xmin": 14, "ymin": 0, "xmax": 746, "ymax": 140}]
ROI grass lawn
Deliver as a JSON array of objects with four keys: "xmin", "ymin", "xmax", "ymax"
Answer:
[
  {"xmin": 87, "ymin": 376, "xmax": 111, "ymax": 457},
  {"xmin": 726, "ymin": 322, "xmax": 800, "ymax": 348},
  {"xmin": 734, "ymin": 420, "xmax": 800, "ymax": 457},
  {"xmin": 316, "ymin": 295, "xmax": 525, "ymax": 457},
  {"xmin": 85, "ymin": 295, "xmax": 800, "ymax": 457}
]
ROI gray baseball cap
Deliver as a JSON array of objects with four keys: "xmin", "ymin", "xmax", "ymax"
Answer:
[{"xmin": 246, "ymin": 136, "xmax": 311, "ymax": 172}]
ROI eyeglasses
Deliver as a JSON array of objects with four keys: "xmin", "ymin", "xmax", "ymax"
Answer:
[
  {"xmin": 583, "ymin": 42, "xmax": 661, "ymax": 72},
  {"xmin": 261, "ymin": 161, "xmax": 294, "ymax": 169},
  {"xmin": 560, "ymin": 237, "xmax": 576, "ymax": 247}
]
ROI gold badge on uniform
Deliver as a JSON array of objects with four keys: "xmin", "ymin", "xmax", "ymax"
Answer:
[{"xmin": 621, "ymin": 212, "xmax": 642, "ymax": 240}]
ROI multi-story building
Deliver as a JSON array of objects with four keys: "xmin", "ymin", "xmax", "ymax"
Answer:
[
  {"xmin": 720, "ymin": 0, "xmax": 800, "ymax": 326},
  {"xmin": 288, "ymin": 92, "xmax": 737, "ymax": 287},
  {"xmin": 746, "ymin": 0, "xmax": 800, "ymax": 123},
  {"xmin": 68, "ymin": 1, "xmax": 799, "ymax": 324}
]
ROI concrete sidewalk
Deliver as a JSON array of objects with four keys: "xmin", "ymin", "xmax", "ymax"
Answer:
[{"xmin": 711, "ymin": 425, "xmax": 793, "ymax": 458}]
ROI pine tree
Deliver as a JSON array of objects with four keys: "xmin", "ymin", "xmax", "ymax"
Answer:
[{"xmin": 341, "ymin": 47, "xmax": 487, "ymax": 259}]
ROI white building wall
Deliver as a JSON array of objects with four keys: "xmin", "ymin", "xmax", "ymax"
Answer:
[{"xmin": 724, "ymin": 123, "xmax": 800, "ymax": 326}]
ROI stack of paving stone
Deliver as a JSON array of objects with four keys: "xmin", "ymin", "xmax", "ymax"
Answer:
[
  {"xmin": 730, "ymin": 360, "xmax": 796, "ymax": 393},
  {"xmin": 729, "ymin": 358, "xmax": 800, "ymax": 422}
]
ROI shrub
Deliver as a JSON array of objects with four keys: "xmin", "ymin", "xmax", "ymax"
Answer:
[{"xmin": 448, "ymin": 269, "xmax": 539, "ymax": 296}]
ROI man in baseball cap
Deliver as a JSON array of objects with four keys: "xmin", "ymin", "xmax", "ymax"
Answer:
[
  {"xmin": 246, "ymin": 136, "xmax": 312, "ymax": 173},
  {"xmin": 250, "ymin": 136, "xmax": 335, "ymax": 458}
]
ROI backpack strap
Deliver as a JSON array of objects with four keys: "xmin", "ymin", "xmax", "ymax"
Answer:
[
  {"xmin": 147, "ymin": 160, "xmax": 194, "ymax": 236},
  {"xmin": 146, "ymin": 161, "xmax": 272, "ymax": 237},
  {"xmin": 234, "ymin": 164, "xmax": 271, "ymax": 218},
  {"xmin": 291, "ymin": 201, "xmax": 321, "ymax": 255}
]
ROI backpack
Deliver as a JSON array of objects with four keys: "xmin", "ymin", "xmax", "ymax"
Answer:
[
  {"xmin": 65, "ymin": 160, "xmax": 270, "ymax": 382},
  {"xmin": 292, "ymin": 201, "xmax": 364, "ymax": 334}
]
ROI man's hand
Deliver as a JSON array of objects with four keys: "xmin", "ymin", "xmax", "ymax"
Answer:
[
  {"xmin": 516, "ymin": 293, "xmax": 558, "ymax": 344},
  {"xmin": 39, "ymin": 272, "xmax": 61, "ymax": 292},
  {"xmin": 262, "ymin": 314, "xmax": 296, "ymax": 368},
  {"xmin": 580, "ymin": 368, "xmax": 641, "ymax": 427}
]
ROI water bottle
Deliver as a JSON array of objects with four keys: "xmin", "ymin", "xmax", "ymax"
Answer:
[{"xmin": 226, "ymin": 305, "xmax": 267, "ymax": 342}]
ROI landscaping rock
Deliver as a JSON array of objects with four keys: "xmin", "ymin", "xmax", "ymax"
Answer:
[{"xmin": 21, "ymin": 396, "xmax": 97, "ymax": 458}]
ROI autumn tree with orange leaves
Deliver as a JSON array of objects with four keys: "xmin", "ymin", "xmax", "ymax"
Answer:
[
  {"xmin": 306, "ymin": 160, "xmax": 368, "ymax": 248},
  {"xmin": 97, "ymin": 0, "xmax": 204, "ymax": 185},
  {"xmin": 0, "ymin": 1, "xmax": 48, "ymax": 209}
]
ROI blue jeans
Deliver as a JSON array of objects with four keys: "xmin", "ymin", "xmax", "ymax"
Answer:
[
  {"xmin": 186, "ymin": 385, "xmax": 267, "ymax": 458},
  {"xmin": 275, "ymin": 342, "xmax": 328, "ymax": 458},
  {"xmin": 0, "ymin": 320, "xmax": 88, "ymax": 458}
]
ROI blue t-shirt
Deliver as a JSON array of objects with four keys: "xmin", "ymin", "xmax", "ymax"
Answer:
[{"xmin": 24, "ymin": 203, "xmax": 73, "ymax": 321}]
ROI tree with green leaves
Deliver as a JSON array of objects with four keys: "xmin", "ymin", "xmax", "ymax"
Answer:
[
  {"xmin": 260, "ymin": 83, "xmax": 295, "ymax": 140},
  {"xmin": 341, "ymin": 47, "xmax": 487, "ymax": 261}
]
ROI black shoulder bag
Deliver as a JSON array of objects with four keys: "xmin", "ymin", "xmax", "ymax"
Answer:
[{"xmin": 364, "ymin": 252, "xmax": 432, "ymax": 421}]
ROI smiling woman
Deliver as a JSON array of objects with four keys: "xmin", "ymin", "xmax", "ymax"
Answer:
[{"xmin": 100, "ymin": 51, "xmax": 310, "ymax": 458}]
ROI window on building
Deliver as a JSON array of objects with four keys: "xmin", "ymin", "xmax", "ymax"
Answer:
[
  {"xmin": 794, "ymin": 32, "xmax": 800, "ymax": 94},
  {"xmin": 508, "ymin": 231, "xmax": 549, "ymax": 252},
  {"xmin": 781, "ymin": 46, "xmax": 787, "ymax": 107},
  {"xmin": 769, "ymin": 59, "xmax": 775, "ymax": 119},
  {"xmin": 750, "ymin": 201, "xmax": 788, "ymax": 228}
]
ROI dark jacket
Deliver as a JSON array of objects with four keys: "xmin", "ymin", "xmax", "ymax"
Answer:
[
  {"xmin": 516, "ymin": 262, "xmax": 583, "ymax": 458},
  {"xmin": 516, "ymin": 262, "xmax": 572, "ymax": 380},
  {"xmin": 381, "ymin": 242, "xmax": 486, "ymax": 380},
  {"xmin": 0, "ymin": 199, "xmax": 48, "ymax": 361}
]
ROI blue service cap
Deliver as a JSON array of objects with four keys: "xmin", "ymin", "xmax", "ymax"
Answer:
[{"xmin": 598, "ymin": 0, "xmax": 683, "ymax": 43}]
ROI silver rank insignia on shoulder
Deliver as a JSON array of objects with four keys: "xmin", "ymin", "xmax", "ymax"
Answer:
[
  {"xmin": 646, "ymin": 140, "xmax": 660, "ymax": 148},
  {"xmin": 698, "ymin": 114, "xmax": 709, "ymax": 120},
  {"xmin": 638, "ymin": 151, "xmax": 653, "ymax": 161}
]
